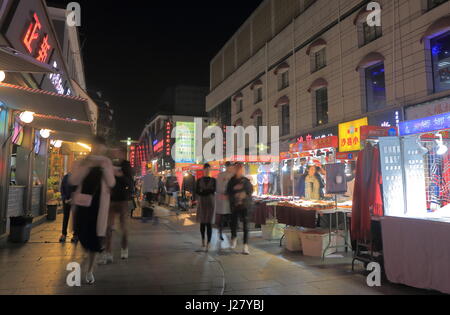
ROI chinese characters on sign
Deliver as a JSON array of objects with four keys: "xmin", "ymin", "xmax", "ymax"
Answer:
[
  {"xmin": 22, "ymin": 12, "xmax": 52, "ymax": 64},
  {"xmin": 339, "ymin": 117, "xmax": 369, "ymax": 152},
  {"xmin": 399, "ymin": 112, "xmax": 450, "ymax": 136},
  {"xmin": 175, "ymin": 122, "xmax": 196, "ymax": 164}
]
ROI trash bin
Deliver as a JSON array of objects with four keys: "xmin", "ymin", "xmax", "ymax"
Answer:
[
  {"xmin": 9, "ymin": 216, "xmax": 33, "ymax": 243},
  {"xmin": 47, "ymin": 205, "xmax": 57, "ymax": 221}
]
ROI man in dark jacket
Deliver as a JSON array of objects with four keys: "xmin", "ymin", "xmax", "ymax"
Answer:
[
  {"xmin": 226, "ymin": 163, "xmax": 253, "ymax": 255},
  {"xmin": 59, "ymin": 172, "xmax": 77, "ymax": 243}
]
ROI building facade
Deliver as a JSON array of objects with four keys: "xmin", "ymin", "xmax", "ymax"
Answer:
[
  {"xmin": 0, "ymin": 0, "xmax": 96, "ymax": 236},
  {"xmin": 206, "ymin": 0, "xmax": 450, "ymax": 148}
]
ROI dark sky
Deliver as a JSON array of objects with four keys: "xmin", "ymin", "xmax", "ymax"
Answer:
[{"xmin": 48, "ymin": 0, "xmax": 263, "ymax": 140}]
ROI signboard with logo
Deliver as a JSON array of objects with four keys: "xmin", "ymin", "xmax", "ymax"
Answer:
[
  {"xmin": 360, "ymin": 126, "xmax": 397, "ymax": 142},
  {"xmin": 300, "ymin": 136, "xmax": 338, "ymax": 152},
  {"xmin": 3, "ymin": 0, "xmax": 72, "ymax": 95},
  {"xmin": 175, "ymin": 122, "xmax": 196, "ymax": 164},
  {"xmin": 339, "ymin": 118, "xmax": 369, "ymax": 152},
  {"xmin": 399, "ymin": 112, "xmax": 450, "ymax": 136},
  {"xmin": 368, "ymin": 109, "xmax": 402, "ymax": 127}
]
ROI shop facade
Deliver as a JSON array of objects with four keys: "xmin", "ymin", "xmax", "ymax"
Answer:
[{"xmin": 0, "ymin": 0, "xmax": 96, "ymax": 236}]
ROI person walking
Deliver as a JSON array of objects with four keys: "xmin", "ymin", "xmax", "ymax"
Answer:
[
  {"xmin": 69, "ymin": 136, "xmax": 115, "ymax": 284},
  {"xmin": 59, "ymin": 171, "xmax": 77, "ymax": 243},
  {"xmin": 227, "ymin": 163, "xmax": 253, "ymax": 255},
  {"xmin": 215, "ymin": 162, "xmax": 235, "ymax": 244},
  {"xmin": 195, "ymin": 164, "xmax": 216, "ymax": 252},
  {"xmin": 101, "ymin": 147, "xmax": 134, "ymax": 264}
]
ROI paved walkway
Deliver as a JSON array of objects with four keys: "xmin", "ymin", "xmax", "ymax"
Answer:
[{"xmin": 0, "ymin": 206, "xmax": 440, "ymax": 295}]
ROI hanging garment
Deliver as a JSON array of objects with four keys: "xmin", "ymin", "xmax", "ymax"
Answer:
[{"xmin": 351, "ymin": 145, "xmax": 384, "ymax": 242}]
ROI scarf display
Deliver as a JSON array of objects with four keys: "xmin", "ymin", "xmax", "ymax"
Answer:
[{"xmin": 351, "ymin": 144, "xmax": 384, "ymax": 242}]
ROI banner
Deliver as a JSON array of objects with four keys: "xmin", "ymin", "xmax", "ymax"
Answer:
[{"xmin": 339, "ymin": 118, "xmax": 368, "ymax": 152}]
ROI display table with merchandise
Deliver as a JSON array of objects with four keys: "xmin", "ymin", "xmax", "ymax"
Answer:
[
  {"xmin": 381, "ymin": 216, "xmax": 450, "ymax": 295},
  {"xmin": 253, "ymin": 197, "xmax": 352, "ymax": 258}
]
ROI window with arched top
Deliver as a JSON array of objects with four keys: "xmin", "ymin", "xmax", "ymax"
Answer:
[
  {"xmin": 307, "ymin": 39, "xmax": 327, "ymax": 73},
  {"xmin": 356, "ymin": 52, "xmax": 387, "ymax": 112},
  {"xmin": 274, "ymin": 62, "xmax": 290, "ymax": 91},
  {"xmin": 308, "ymin": 78, "xmax": 328, "ymax": 126},
  {"xmin": 251, "ymin": 80, "xmax": 263, "ymax": 104},
  {"xmin": 422, "ymin": 15, "xmax": 450, "ymax": 93},
  {"xmin": 233, "ymin": 92, "xmax": 243, "ymax": 114},
  {"xmin": 275, "ymin": 96, "xmax": 290, "ymax": 136}
]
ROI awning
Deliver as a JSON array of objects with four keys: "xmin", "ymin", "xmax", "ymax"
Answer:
[
  {"xmin": 421, "ymin": 15, "xmax": 450, "ymax": 43},
  {"xmin": 250, "ymin": 79, "xmax": 263, "ymax": 90},
  {"xmin": 306, "ymin": 38, "xmax": 327, "ymax": 55},
  {"xmin": 274, "ymin": 96, "xmax": 289, "ymax": 108},
  {"xmin": 355, "ymin": 52, "xmax": 385, "ymax": 71},
  {"xmin": 274, "ymin": 62, "xmax": 289, "ymax": 75},
  {"xmin": 0, "ymin": 83, "xmax": 89, "ymax": 121},
  {"xmin": 250, "ymin": 109, "xmax": 263, "ymax": 119},
  {"xmin": 308, "ymin": 78, "xmax": 328, "ymax": 92},
  {"xmin": 30, "ymin": 115, "xmax": 92, "ymax": 136},
  {"xmin": 0, "ymin": 46, "xmax": 55, "ymax": 74}
]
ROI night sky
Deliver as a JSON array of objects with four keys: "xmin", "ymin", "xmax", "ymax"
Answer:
[{"xmin": 48, "ymin": 0, "xmax": 263, "ymax": 140}]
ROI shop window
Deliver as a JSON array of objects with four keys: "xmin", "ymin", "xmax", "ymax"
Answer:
[
  {"xmin": 315, "ymin": 87, "xmax": 328, "ymax": 126},
  {"xmin": 312, "ymin": 48, "xmax": 327, "ymax": 72},
  {"xmin": 365, "ymin": 63, "xmax": 387, "ymax": 112},
  {"xmin": 278, "ymin": 71, "xmax": 289, "ymax": 91},
  {"xmin": 362, "ymin": 22, "xmax": 382, "ymax": 46},
  {"xmin": 280, "ymin": 104, "xmax": 290, "ymax": 136},
  {"xmin": 431, "ymin": 31, "xmax": 450, "ymax": 93},
  {"xmin": 428, "ymin": 0, "xmax": 448, "ymax": 10}
]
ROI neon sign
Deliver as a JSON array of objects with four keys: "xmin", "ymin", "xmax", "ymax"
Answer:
[
  {"xmin": 49, "ymin": 61, "xmax": 64, "ymax": 94},
  {"xmin": 153, "ymin": 141, "xmax": 163, "ymax": 153},
  {"xmin": 22, "ymin": 12, "xmax": 52, "ymax": 63}
]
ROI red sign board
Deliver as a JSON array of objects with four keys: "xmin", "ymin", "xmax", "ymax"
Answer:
[
  {"xmin": 22, "ymin": 12, "xmax": 52, "ymax": 63},
  {"xmin": 301, "ymin": 136, "xmax": 338, "ymax": 151},
  {"xmin": 360, "ymin": 126, "xmax": 397, "ymax": 143}
]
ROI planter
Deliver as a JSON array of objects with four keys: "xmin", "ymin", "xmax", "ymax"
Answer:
[
  {"xmin": 47, "ymin": 204, "xmax": 58, "ymax": 221},
  {"xmin": 9, "ymin": 216, "xmax": 33, "ymax": 243}
]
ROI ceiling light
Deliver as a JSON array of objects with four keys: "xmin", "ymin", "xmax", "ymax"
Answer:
[
  {"xmin": 19, "ymin": 111, "xmax": 34, "ymax": 124},
  {"xmin": 39, "ymin": 129, "xmax": 51, "ymax": 139}
]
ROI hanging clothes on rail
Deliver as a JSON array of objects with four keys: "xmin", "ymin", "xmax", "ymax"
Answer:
[{"xmin": 351, "ymin": 144, "xmax": 384, "ymax": 242}]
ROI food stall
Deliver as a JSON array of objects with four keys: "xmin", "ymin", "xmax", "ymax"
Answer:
[{"xmin": 378, "ymin": 111, "xmax": 450, "ymax": 294}]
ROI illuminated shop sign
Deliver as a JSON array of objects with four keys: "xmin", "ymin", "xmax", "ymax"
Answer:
[
  {"xmin": 338, "ymin": 117, "xmax": 369, "ymax": 152},
  {"xmin": 399, "ymin": 111, "xmax": 450, "ymax": 136},
  {"xmin": 175, "ymin": 122, "xmax": 196, "ymax": 164},
  {"xmin": 153, "ymin": 140, "xmax": 163, "ymax": 153},
  {"xmin": 22, "ymin": 12, "xmax": 52, "ymax": 63}
]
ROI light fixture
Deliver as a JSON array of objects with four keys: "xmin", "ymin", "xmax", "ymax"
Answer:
[
  {"xmin": 52, "ymin": 140, "xmax": 62, "ymax": 148},
  {"xmin": 77, "ymin": 142, "xmax": 92, "ymax": 152},
  {"xmin": 436, "ymin": 133, "xmax": 448, "ymax": 155},
  {"xmin": 39, "ymin": 129, "xmax": 51, "ymax": 139},
  {"xmin": 19, "ymin": 111, "xmax": 34, "ymax": 124},
  {"xmin": 0, "ymin": 71, "xmax": 5, "ymax": 82}
]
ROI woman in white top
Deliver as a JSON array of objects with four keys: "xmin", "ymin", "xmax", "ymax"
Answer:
[{"xmin": 215, "ymin": 162, "xmax": 235, "ymax": 242}]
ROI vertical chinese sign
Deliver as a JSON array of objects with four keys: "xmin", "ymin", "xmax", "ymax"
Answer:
[{"xmin": 175, "ymin": 122, "xmax": 196, "ymax": 164}]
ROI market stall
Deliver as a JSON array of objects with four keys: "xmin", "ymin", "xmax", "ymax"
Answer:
[{"xmin": 377, "ymin": 111, "xmax": 450, "ymax": 294}]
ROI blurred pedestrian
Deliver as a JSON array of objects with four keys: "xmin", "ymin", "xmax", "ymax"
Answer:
[
  {"xmin": 70, "ymin": 136, "xmax": 115, "ymax": 284},
  {"xmin": 195, "ymin": 164, "xmax": 216, "ymax": 252},
  {"xmin": 59, "ymin": 170, "xmax": 77, "ymax": 243},
  {"xmin": 215, "ymin": 162, "xmax": 235, "ymax": 244},
  {"xmin": 227, "ymin": 163, "xmax": 253, "ymax": 255},
  {"xmin": 100, "ymin": 147, "xmax": 134, "ymax": 264}
]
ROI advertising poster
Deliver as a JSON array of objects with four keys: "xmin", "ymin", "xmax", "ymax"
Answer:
[
  {"xmin": 175, "ymin": 122, "xmax": 196, "ymax": 163},
  {"xmin": 339, "ymin": 117, "xmax": 368, "ymax": 152}
]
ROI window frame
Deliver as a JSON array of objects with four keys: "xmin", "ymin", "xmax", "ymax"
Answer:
[
  {"xmin": 280, "ymin": 104, "xmax": 290, "ymax": 137},
  {"xmin": 315, "ymin": 87, "xmax": 329, "ymax": 127},
  {"xmin": 361, "ymin": 21, "xmax": 382, "ymax": 46},
  {"xmin": 364, "ymin": 62, "xmax": 387, "ymax": 112},
  {"xmin": 430, "ymin": 31, "xmax": 450, "ymax": 94},
  {"xmin": 278, "ymin": 71, "xmax": 290, "ymax": 91},
  {"xmin": 312, "ymin": 48, "xmax": 327, "ymax": 72},
  {"xmin": 236, "ymin": 98, "xmax": 243, "ymax": 114},
  {"xmin": 254, "ymin": 87, "xmax": 263, "ymax": 104}
]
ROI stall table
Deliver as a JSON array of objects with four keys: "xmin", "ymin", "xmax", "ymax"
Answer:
[{"xmin": 381, "ymin": 216, "xmax": 450, "ymax": 295}]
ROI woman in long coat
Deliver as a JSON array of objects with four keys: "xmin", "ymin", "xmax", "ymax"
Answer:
[{"xmin": 195, "ymin": 164, "xmax": 216, "ymax": 252}]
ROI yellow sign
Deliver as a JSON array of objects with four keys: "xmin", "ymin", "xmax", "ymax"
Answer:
[{"xmin": 339, "ymin": 117, "xmax": 368, "ymax": 152}]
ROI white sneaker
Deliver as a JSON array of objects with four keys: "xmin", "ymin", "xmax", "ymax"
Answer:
[
  {"xmin": 98, "ymin": 252, "xmax": 113, "ymax": 265},
  {"xmin": 242, "ymin": 244, "xmax": 250, "ymax": 255},
  {"xmin": 231, "ymin": 238, "xmax": 238, "ymax": 249},
  {"xmin": 86, "ymin": 272, "xmax": 95, "ymax": 285},
  {"xmin": 121, "ymin": 248, "xmax": 129, "ymax": 260}
]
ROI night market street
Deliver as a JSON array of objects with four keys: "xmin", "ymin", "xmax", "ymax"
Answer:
[{"xmin": 0, "ymin": 207, "xmax": 438, "ymax": 295}]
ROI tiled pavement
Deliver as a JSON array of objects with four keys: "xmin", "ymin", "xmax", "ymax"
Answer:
[{"xmin": 0, "ymin": 206, "xmax": 441, "ymax": 295}]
